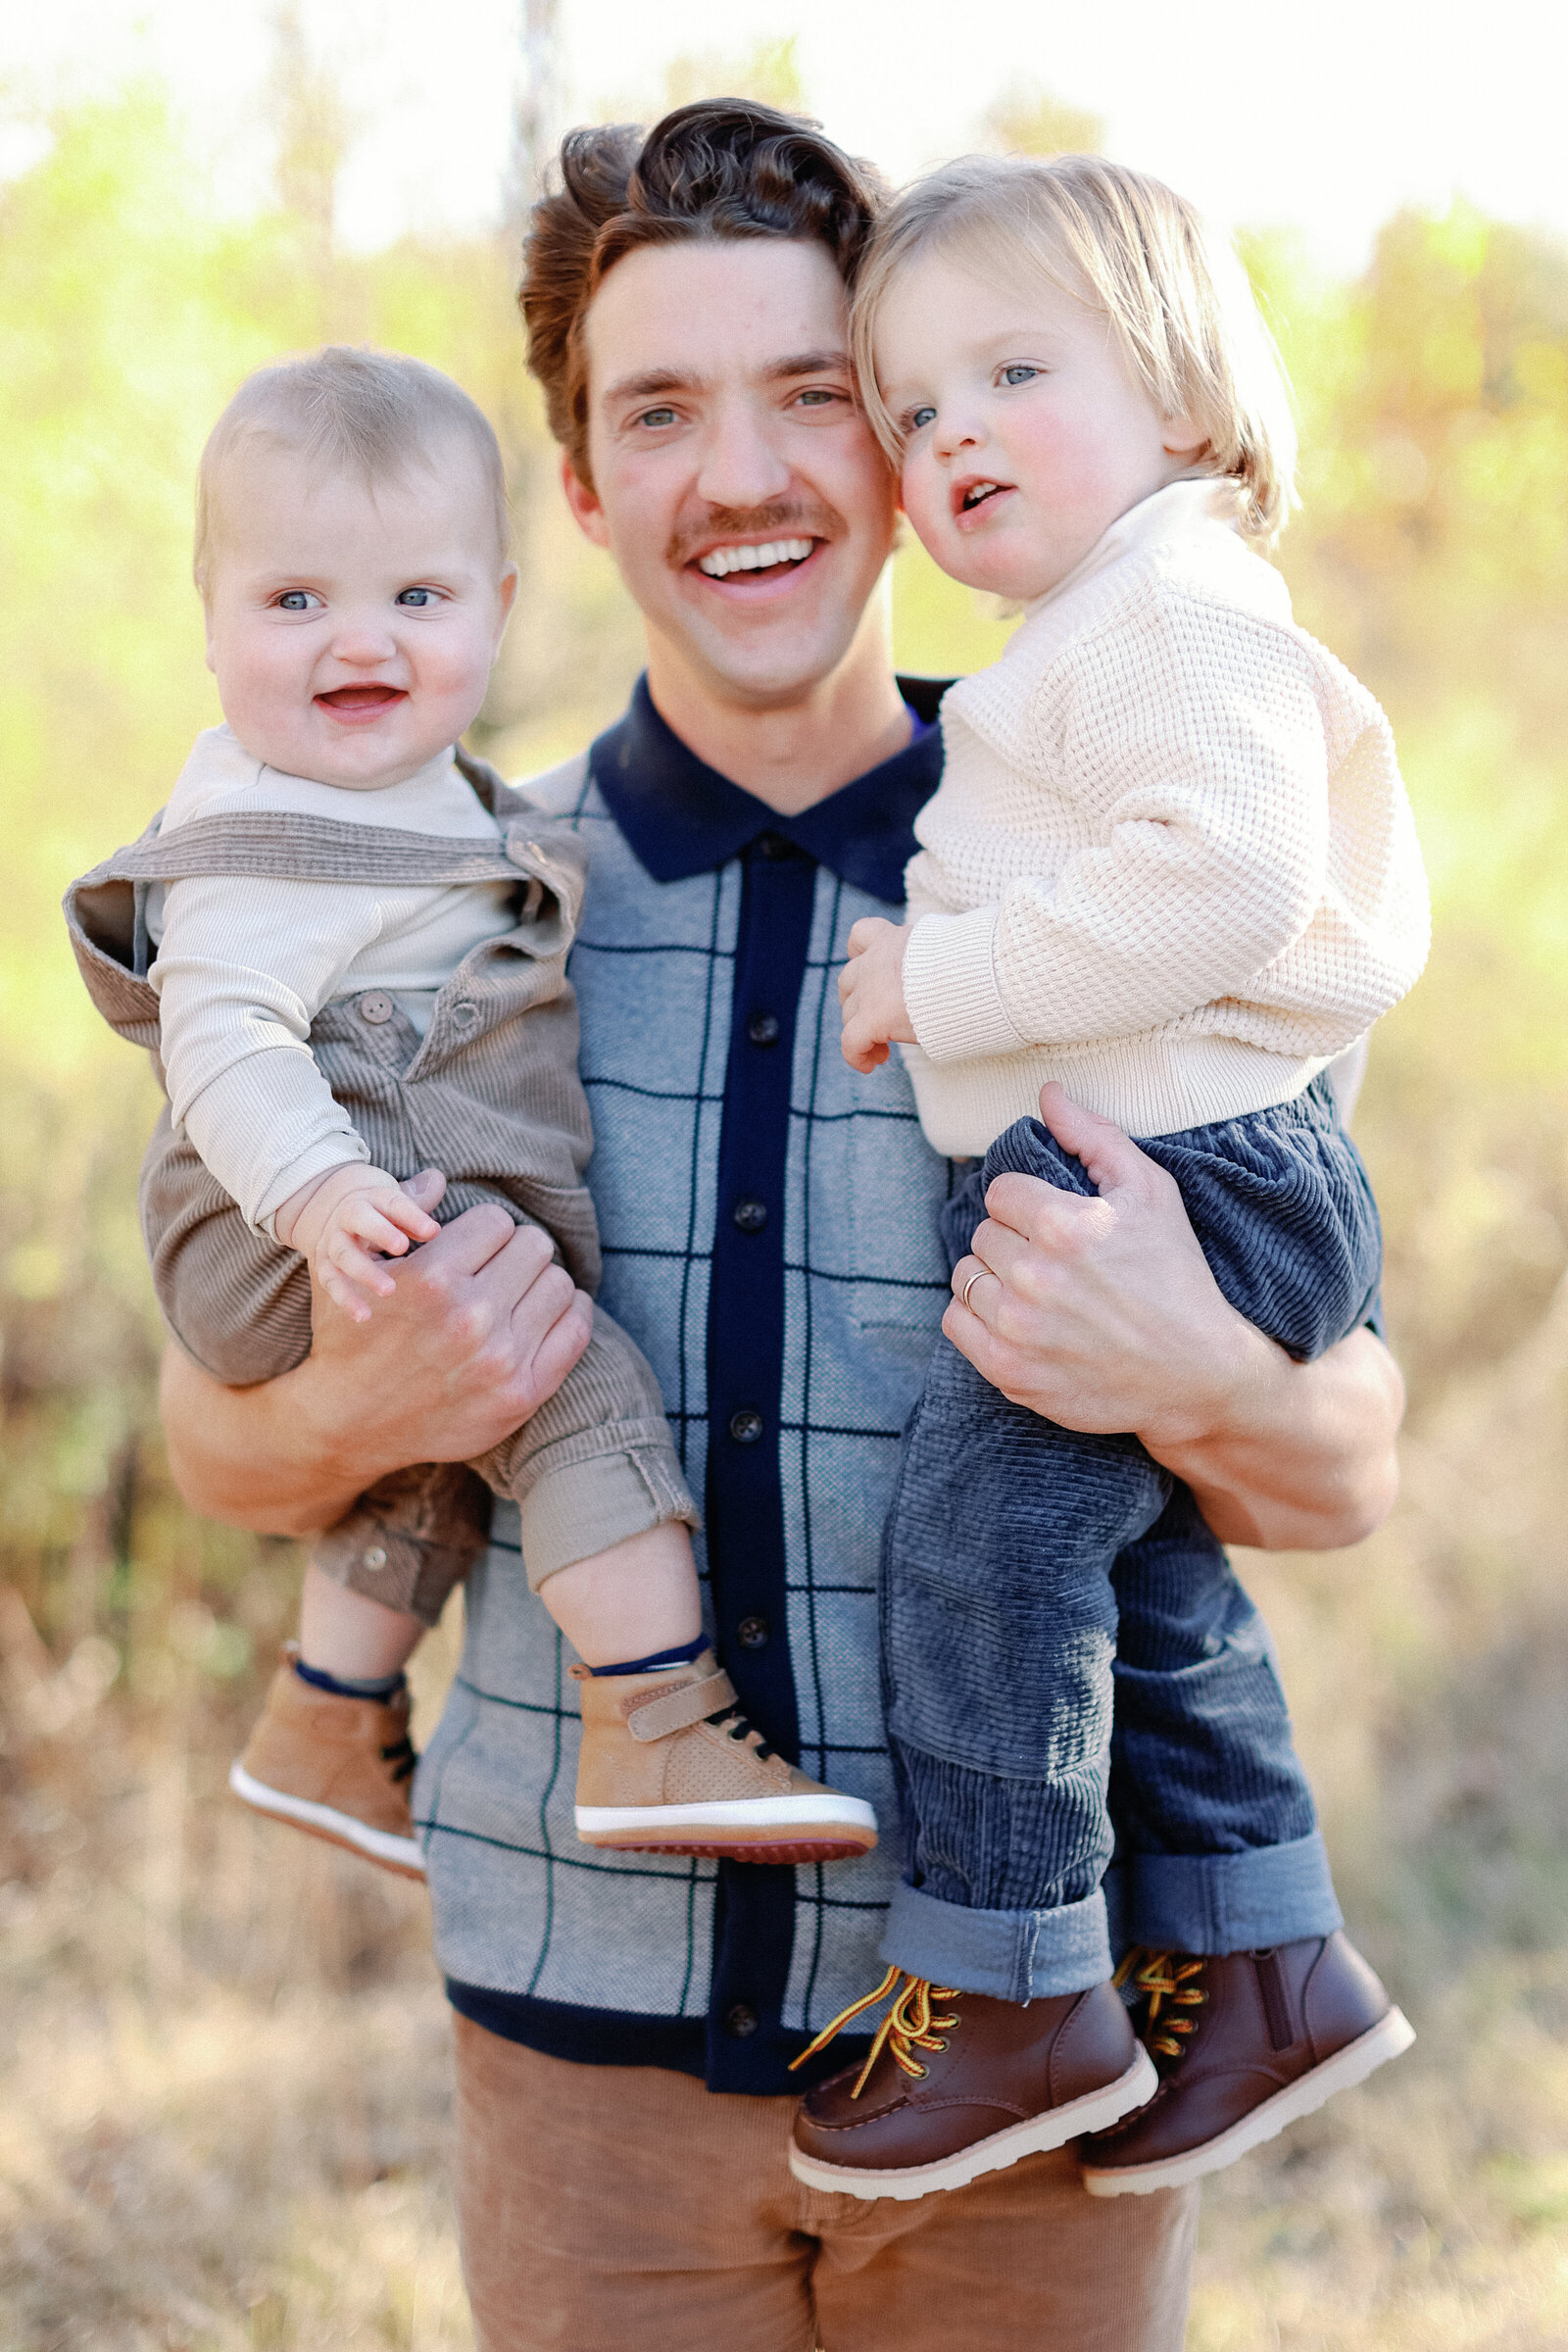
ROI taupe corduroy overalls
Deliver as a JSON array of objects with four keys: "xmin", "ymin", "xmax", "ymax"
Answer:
[{"xmin": 65, "ymin": 750, "xmax": 697, "ymax": 1620}]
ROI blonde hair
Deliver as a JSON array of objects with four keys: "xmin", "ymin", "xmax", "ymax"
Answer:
[
  {"xmin": 194, "ymin": 346, "xmax": 510, "ymax": 590},
  {"xmin": 852, "ymin": 155, "xmax": 1297, "ymax": 546}
]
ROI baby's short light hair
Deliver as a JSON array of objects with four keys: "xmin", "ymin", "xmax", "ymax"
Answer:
[
  {"xmin": 853, "ymin": 154, "xmax": 1297, "ymax": 546},
  {"xmin": 194, "ymin": 345, "xmax": 511, "ymax": 591}
]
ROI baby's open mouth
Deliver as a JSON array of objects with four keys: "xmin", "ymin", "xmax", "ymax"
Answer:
[
  {"xmin": 960, "ymin": 481, "xmax": 1008, "ymax": 512},
  {"xmin": 317, "ymin": 685, "xmax": 408, "ymax": 711},
  {"xmin": 695, "ymin": 537, "xmax": 816, "ymax": 581}
]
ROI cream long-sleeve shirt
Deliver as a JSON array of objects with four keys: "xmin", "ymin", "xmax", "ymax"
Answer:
[
  {"xmin": 146, "ymin": 725, "xmax": 515, "ymax": 1234},
  {"xmin": 900, "ymin": 478, "xmax": 1431, "ymax": 1153}
]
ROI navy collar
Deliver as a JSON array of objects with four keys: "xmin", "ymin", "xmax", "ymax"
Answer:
[{"xmin": 589, "ymin": 673, "xmax": 949, "ymax": 906}]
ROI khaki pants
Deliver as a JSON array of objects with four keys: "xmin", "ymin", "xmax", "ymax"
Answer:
[{"xmin": 453, "ymin": 2017, "xmax": 1198, "ymax": 2352}]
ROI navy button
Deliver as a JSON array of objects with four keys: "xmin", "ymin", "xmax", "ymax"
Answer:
[
  {"xmin": 737, "ymin": 1615, "xmax": 770, "ymax": 1650},
  {"xmin": 757, "ymin": 829, "xmax": 796, "ymax": 861},
  {"xmin": 728, "ymin": 1408, "xmax": 764, "ymax": 1446},
  {"xmin": 732, "ymin": 1196, "xmax": 768, "ymax": 1235},
  {"xmin": 747, "ymin": 1010, "xmax": 781, "ymax": 1047},
  {"xmin": 723, "ymin": 2002, "xmax": 760, "ymax": 2038}
]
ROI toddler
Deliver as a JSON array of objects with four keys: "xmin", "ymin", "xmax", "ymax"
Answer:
[
  {"xmin": 68, "ymin": 346, "xmax": 875, "ymax": 1880},
  {"xmin": 788, "ymin": 159, "xmax": 1427, "ymax": 2201}
]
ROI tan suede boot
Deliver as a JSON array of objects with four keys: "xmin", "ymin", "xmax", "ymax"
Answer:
[
  {"xmin": 572, "ymin": 1650, "xmax": 878, "ymax": 1864},
  {"xmin": 228, "ymin": 1645, "xmax": 425, "ymax": 1879}
]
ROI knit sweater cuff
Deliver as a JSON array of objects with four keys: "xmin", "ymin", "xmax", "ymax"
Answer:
[{"xmin": 903, "ymin": 907, "xmax": 1027, "ymax": 1065}]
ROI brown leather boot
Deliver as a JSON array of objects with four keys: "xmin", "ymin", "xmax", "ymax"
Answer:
[
  {"xmin": 228, "ymin": 1645, "xmax": 424, "ymax": 1879},
  {"xmin": 1079, "ymin": 1933, "xmax": 1414, "ymax": 2196},
  {"xmin": 571, "ymin": 1650, "xmax": 877, "ymax": 1864},
  {"xmin": 787, "ymin": 1968, "xmax": 1157, "ymax": 2200}
]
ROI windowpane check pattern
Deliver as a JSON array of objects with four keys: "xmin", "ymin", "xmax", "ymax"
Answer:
[{"xmin": 417, "ymin": 686, "xmax": 958, "ymax": 2093}]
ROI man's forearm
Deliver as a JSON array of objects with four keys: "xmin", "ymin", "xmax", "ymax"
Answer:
[
  {"xmin": 1143, "ymin": 1323, "xmax": 1404, "ymax": 1552},
  {"xmin": 160, "ymin": 1342, "xmax": 378, "ymax": 1535}
]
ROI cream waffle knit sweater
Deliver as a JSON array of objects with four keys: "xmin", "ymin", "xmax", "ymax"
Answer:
[{"xmin": 900, "ymin": 479, "xmax": 1430, "ymax": 1154}]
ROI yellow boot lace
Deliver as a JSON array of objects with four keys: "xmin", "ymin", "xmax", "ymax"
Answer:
[
  {"xmin": 788, "ymin": 1964, "xmax": 962, "ymax": 2099},
  {"xmin": 1114, "ymin": 1947, "xmax": 1207, "ymax": 2060}
]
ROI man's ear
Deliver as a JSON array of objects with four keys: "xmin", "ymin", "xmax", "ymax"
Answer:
[{"xmin": 561, "ymin": 452, "xmax": 612, "ymax": 550}]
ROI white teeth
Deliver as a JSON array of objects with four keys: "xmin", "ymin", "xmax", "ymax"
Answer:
[
  {"xmin": 962, "ymin": 482, "xmax": 1002, "ymax": 509},
  {"xmin": 696, "ymin": 537, "xmax": 815, "ymax": 577}
]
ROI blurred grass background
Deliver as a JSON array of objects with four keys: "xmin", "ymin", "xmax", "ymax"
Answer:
[{"xmin": 4, "ymin": 39, "xmax": 1568, "ymax": 2352}]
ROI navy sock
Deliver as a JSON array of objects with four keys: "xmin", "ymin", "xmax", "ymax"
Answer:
[
  {"xmin": 295, "ymin": 1658, "xmax": 407, "ymax": 1699},
  {"xmin": 587, "ymin": 1634, "xmax": 708, "ymax": 1678}
]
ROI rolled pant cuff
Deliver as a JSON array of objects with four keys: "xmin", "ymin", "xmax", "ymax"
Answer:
[
  {"xmin": 1127, "ymin": 1829, "xmax": 1344, "ymax": 1953},
  {"xmin": 880, "ymin": 1878, "xmax": 1112, "ymax": 2002}
]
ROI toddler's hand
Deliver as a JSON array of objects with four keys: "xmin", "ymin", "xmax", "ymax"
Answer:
[
  {"xmin": 277, "ymin": 1162, "xmax": 445, "ymax": 1321},
  {"xmin": 839, "ymin": 917, "xmax": 916, "ymax": 1073}
]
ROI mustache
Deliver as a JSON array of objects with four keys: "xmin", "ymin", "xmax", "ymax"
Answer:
[{"xmin": 667, "ymin": 500, "xmax": 842, "ymax": 567}]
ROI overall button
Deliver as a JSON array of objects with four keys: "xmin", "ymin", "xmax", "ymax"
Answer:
[
  {"xmin": 736, "ymin": 1615, "xmax": 770, "ymax": 1650},
  {"xmin": 747, "ymin": 1010, "xmax": 781, "ymax": 1048},
  {"xmin": 358, "ymin": 992, "xmax": 394, "ymax": 1025},
  {"xmin": 451, "ymin": 1001, "xmax": 478, "ymax": 1029},
  {"xmin": 362, "ymin": 1545, "xmax": 388, "ymax": 1571},
  {"xmin": 728, "ymin": 1408, "xmax": 764, "ymax": 1446},
  {"xmin": 723, "ymin": 2002, "xmax": 760, "ymax": 2038},
  {"xmin": 732, "ymin": 1196, "xmax": 768, "ymax": 1235}
]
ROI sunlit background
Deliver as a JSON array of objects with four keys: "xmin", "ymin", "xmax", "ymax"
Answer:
[{"xmin": 4, "ymin": 6, "xmax": 1568, "ymax": 2346}]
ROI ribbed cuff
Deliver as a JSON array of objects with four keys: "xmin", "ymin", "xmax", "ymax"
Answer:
[
  {"xmin": 903, "ymin": 907, "xmax": 1024, "ymax": 1066},
  {"xmin": 519, "ymin": 1447, "xmax": 700, "ymax": 1591},
  {"xmin": 1126, "ymin": 1831, "xmax": 1344, "ymax": 1954},
  {"xmin": 880, "ymin": 1877, "xmax": 1112, "ymax": 2002}
]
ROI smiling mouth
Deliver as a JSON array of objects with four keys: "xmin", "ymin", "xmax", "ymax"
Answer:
[
  {"xmin": 317, "ymin": 685, "xmax": 407, "ymax": 711},
  {"xmin": 695, "ymin": 537, "xmax": 817, "ymax": 580},
  {"xmin": 959, "ymin": 482, "xmax": 1009, "ymax": 513}
]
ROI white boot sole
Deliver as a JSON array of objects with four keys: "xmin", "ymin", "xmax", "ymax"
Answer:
[
  {"xmin": 576, "ymin": 1794, "xmax": 878, "ymax": 1847},
  {"xmin": 228, "ymin": 1760, "xmax": 426, "ymax": 1879},
  {"xmin": 1080, "ymin": 2005, "xmax": 1416, "ymax": 2195},
  {"xmin": 787, "ymin": 2048, "xmax": 1159, "ymax": 2202}
]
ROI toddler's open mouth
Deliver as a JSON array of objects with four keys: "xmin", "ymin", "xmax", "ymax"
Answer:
[{"xmin": 316, "ymin": 685, "xmax": 409, "ymax": 713}]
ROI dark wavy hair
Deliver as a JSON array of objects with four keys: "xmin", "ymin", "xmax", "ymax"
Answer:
[{"xmin": 520, "ymin": 100, "xmax": 887, "ymax": 490}]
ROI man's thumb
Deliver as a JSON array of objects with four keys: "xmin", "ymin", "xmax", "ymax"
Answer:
[{"xmin": 1036, "ymin": 1082, "xmax": 1147, "ymax": 1197}]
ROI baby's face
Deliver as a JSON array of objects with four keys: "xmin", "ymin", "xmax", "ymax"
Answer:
[
  {"xmin": 874, "ymin": 252, "xmax": 1204, "ymax": 604},
  {"xmin": 203, "ymin": 439, "xmax": 516, "ymax": 788}
]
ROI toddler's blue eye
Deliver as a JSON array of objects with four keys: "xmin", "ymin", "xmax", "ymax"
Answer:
[
  {"xmin": 397, "ymin": 587, "xmax": 435, "ymax": 606},
  {"xmin": 277, "ymin": 590, "xmax": 312, "ymax": 610},
  {"xmin": 907, "ymin": 405, "xmax": 937, "ymax": 432},
  {"xmin": 1002, "ymin": 366, "xmax": 1039, "ymax": 387}
]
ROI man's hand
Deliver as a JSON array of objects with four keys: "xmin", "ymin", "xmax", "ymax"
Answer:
[
  {"xmin": 945, "ymin": 1083, "xmax": 1404, "ymax": 1551},
  {"xmin": 276, "ymin": 1160, "xmax": 443, "ymax": 1319},
  {"xmin": 162, "ymin": 1176, "xmax": 594, "ymax": 1536},
  {"xmin": 839, "ymin": 917, "xmax": 916, "ymax": 1073}
]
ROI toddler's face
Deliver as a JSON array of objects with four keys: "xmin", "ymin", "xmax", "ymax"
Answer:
[
  {"xmin": 203, "ymin": 439, "xmax": 516, "ymax": 788},
  {"xmin": 874, "ymin": 252, "xmax": 1204, "ymax": 604}
]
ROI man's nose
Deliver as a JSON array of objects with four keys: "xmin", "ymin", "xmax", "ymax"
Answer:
[{"xmin": 693, "ymin": 397, "xmax": 794, "ymax": 511}]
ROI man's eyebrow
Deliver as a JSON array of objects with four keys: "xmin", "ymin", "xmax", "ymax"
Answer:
[
  {"xmin": 762, "ymin": 349, "xmax": 851, "ymax": 382},
  {"xmin": 601, "ymin": 368, "xmax": 703, "ymax": 406}
]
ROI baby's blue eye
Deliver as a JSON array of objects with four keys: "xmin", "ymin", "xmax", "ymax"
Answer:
[
  {"xmin": 277, "ymin": 590, "xmax": 312, "ymax": 611},
  {"xmin": 1002, "ymin": 366, "xmax": 1039, "ymax": 388},
  {"xmin": 396, "ymin": 586, "xmax": 437, "ymax": 607},
  {"xmin": 907, "ymin": 405, "xmax": 937, "ymax": 433}
]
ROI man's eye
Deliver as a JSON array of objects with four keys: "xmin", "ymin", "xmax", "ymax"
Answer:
[
  {"xmin": 1001, "ymin": 366, "xmax": 1040, "ymax": 388},
  {"xmin": 276, "ymin": 590, "xmax": 317, "ymax": 611},
  {"xmin": 796, "ymin": 387, "xmax": 840, "ymax": 408},
  {"xmin": 396, "ymin": 587, "xmax": 438, "ymax": 607},
  {"xmin": 638, "ymin": 407, "xmax": 677, "ymax": 429}
]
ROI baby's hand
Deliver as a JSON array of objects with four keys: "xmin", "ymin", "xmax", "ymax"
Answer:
[
  {"xmin": 276, "ymin": 1162, "xmax": 445, "ymax": 1321},
  {"xmin": 839, "ymin": 917, "xmax": 916, "ymax": 1074}
]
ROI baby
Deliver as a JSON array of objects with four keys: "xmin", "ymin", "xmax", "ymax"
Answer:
[
  {"xmin": 788, "ymin": 159, "xmax": 1428, "ymax": 2201},
  {"xmin": 68, "ymin": 346, "xmax": 875, "ymax": 1879}
]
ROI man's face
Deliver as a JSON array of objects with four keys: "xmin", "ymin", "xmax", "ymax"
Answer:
[{"xmin": 566, "ymin": 237, "xmax": 898, "ymax": 710}]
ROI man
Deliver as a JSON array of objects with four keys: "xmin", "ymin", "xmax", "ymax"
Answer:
[{"xmin": 164, "ymin": 101, "xmax": 1405, "ymax": 2351}]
